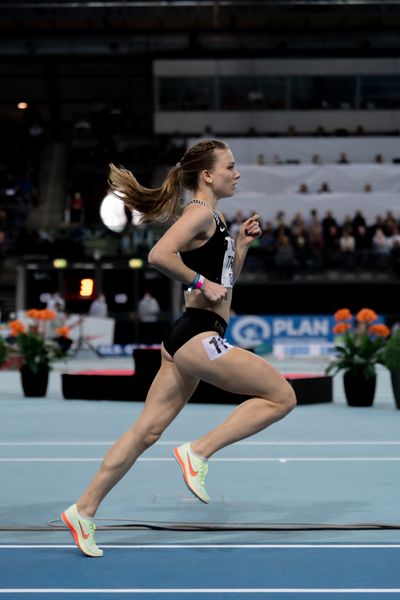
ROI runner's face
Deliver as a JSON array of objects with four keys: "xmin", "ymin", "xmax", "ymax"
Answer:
[{"xmin": 209, "ymin": 149, "xmax": 240, "ymax": 198}]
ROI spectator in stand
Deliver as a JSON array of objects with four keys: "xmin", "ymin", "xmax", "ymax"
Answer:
[
  {"xmin": 256, "ymin": 153, "xmax": 266, "ymax": 165},
  {"xmin": 273, "ymin": 222, "xmax": 291, "ymax": 244},
  {"xmin": 318, "ymin": 182, "xmax": 332, "ymax": 193},
  {"xmin": 352, "ymin": 210, "xmax": 367, "ymax": 231},
  {"xmin": 363, "ymin": 183, "xmax": 373, "ymax": 193},
  {"xmin": 354, "ymin": 125, "xmax": 365, "ymax": 136},
  {"xmin": 371, "ymin": 227, "xmax": 390, "ymax": 268},
  {"xmin": 306, "ymin": 208, "xmax": 319, "ymax": 227},
  {"xmin": 384, "ymin": 211, "xmax": 397, "ymax": 236},
  {"xmin": 291, "ymin": 212, "xmax": 306, "ymax": 231},
  {"xmin": 342, "ymin": 213, "xmax": 353, "ymax": 233},
  {"xmin": 339, "ymin": 227, "xmax": 356, "ymax": 270},
  {"xmin": 322, "ymin": 210, "xmax": 338, "ymax": 240},
  {"xmin": 69, "ymin": 191, "xmax": 85, "ymax": 224},
  {"xmin": 354, "ymin": 224, "xmax": 372, "ymax": 268},
  {"xmin": 314, "ymin": 125, "xmax": 328, "ymax": 137},
  {"xmin": 312, "ymin": 154, "xmax": 322, "ymax": 165},
  {"xmin": 307, "ymin": 212, "xmax": 324, "ymax": 268},
  {"xmin": 338, "ymin": 152, "xmax": 350, "ymax": 164},
  {"xmin": 388, "ymin": 225, "xmax": 400, "ymax": 250},
  {"xmin": 374, "ymin": 154, "xmax": 384, "ymax": 164},
  {"xmin": 369, "ymin": 215, "xmax": 385, "ymax": 238},
  {"xmin": 323, "ymin": 224, "xmax": 341, "ymax": 268},
  {"xmin": 297, "ymin": 183, "xmax": 309, "ymax": 193},
  {"xmin": 291, "ymin": 222, "xmax": 310, "ymax": 270},
  {"xmin": 274, "ymin": 210, "xmax": 286, "ymax": 227}
]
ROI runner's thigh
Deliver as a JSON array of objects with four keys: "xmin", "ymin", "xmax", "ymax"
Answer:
[
  {"xmin": 139, "ymin": 348, "xmax": 200, "ymax": 428},
  {"xmin": 173, "ymin": 332, "xmax": 288, "ymax": 399}
]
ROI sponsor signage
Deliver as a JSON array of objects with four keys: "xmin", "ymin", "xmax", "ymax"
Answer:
[
  {"xmin": 226, "ymin": 314, "xmax": 384, "ymax": 357},
  {"xmin": 226, "ymin": 315, "xmax": 335, "ymax": 357}
]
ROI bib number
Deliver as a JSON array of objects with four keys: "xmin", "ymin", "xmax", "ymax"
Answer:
[
  {"xmin": 202, "ymin": 335, "xmax": 233, "ymax": 361},
  {"xmin": 221, "ymin": 236, "xmax": 235, "ymax": 288}
]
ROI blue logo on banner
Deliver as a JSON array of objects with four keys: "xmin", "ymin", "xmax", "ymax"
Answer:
[{"xmin": 226, "ymin": 315, "xmax": 335, "ymax": 348}]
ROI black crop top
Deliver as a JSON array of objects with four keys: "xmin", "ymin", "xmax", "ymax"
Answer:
[{"xmin": 180, "ymin": 210, "xmax": 235, "ymax": 287}]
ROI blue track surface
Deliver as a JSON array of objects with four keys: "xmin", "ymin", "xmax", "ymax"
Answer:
[
  {"xmin": 1, "ymin": 359, "xmax": 400, "ymax": 598},
  {"xmin": 1, "ymin": 546, "xmax": 400, "ymax": 598}
]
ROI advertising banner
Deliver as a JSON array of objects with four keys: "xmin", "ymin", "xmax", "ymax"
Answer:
[
  {"xmin": 226, "ymin": 314, "xmax": 385, "ymax": 357},
  {"xmin": 226, "ymin": 314, "xmax": 336, "ymax": 357}
]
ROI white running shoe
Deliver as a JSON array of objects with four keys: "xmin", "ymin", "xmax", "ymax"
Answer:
[
  {"xmin": 61, "ymin": 504, "xmax": 103, "ymax": 557},
  {"xmin": 173, "ymin": 442, "xmax": 209, "ymax": 503}
]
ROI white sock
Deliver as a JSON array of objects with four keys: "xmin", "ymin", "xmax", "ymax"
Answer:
[
  {"xmin": 76, "ymin": 506, "xmax": 95, "ymax": 523},
  {"xmin": 189, "ymin": 444, "xmax": 208, "ymax": 461}
]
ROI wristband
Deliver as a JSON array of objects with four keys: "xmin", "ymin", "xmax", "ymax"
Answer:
[
  {"xmin": 188, "ymin": 273, "xmax": 204, "ymax": 291},
  {"xmin": 194, "ymin": 274, "xmax": 205, "ymax": 289}
]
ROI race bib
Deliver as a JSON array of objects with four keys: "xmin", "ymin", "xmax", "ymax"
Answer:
[
  {"xmin": 221, "ymin": 236, "xmax": 235, "ymax": 288},
  {"xmin": 202, "ymin": 335, "xmax": 233, "ymax": 361}
]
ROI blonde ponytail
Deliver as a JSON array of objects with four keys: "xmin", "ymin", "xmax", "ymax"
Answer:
[
  {"xmin": 108, "ymin": 163, "xmax": 182, "ymax": 223},
  {"xmin": 108, "ymin": 139, "xmax": 229, "ymax": 224}
]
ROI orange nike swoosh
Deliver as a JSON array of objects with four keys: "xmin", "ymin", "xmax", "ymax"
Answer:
[
  {"xmin": 187, "ymin": 452, "xmax": 198, "ymax": 477},
  {"xmin": 79, "ymin": 521, "xmax": 89, "ymax": 539}
]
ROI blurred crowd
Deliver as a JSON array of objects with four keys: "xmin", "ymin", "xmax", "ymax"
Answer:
[
  {"xmin": 1, "ymin": 110, "xmax": 400, "ymax": 281},
  {"xmin": 0, "ymin": 118, "xmax": 44, "ymax": 259},
  {"xmin": 229, "ymin": 208, "xmax": 400, "ymax": 278}
]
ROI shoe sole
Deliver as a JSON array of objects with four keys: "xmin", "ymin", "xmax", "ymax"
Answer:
[
  {"xmin": 173, "ymin": 447, "xmax": 209, "ymax": 504},
  {"xmin": 60, "ymin": 511, "xmax": 102, "ymax": 558}
]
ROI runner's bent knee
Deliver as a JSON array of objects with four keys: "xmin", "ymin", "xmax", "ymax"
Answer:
[
  {"xmin": 268, "ymin": 379, "xmax": 297, "ymax": 415},
  {"xmin": 140, "ymin": 427, "xmax": 163, "ymax": 450},
  {"xmin": 130, "ymin": 418, "xmax": 165, "ymax": 451}
]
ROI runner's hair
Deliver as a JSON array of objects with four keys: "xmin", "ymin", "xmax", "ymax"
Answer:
[{"xmin": 108, "ymin": 139, "xmax": 229, "ymax": 223}]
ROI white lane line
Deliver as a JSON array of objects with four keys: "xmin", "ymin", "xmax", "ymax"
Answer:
[
  {"xmin": 1, "ymin": 441, "xmax": 400, "ymax": 446},
  {"xmin": 1, "ymin": 457, "xmax": 400, "ymax": 462},
  {"xmin": 1, "ymin": 544, "xmax": 400, "ymax": 549},
  {"xmin": 1, "ymin": 588, "xmax": 400, "ymax": 594}
]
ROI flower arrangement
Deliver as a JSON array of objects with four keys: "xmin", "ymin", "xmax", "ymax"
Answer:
[
  {"xmin": 325, "ymin": 308, "xmax": 390, "ymax": 379},
  {"xmin": 380, "ymin": 328, "xmax": 400, "ymax": 372},
  {"xmin": 0, "ymin": 309, "xmax": 71, "ymax": 373}
]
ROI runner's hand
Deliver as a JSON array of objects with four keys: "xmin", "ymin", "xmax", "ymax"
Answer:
[
  {"xmin": 201, "ymin": 279, "xmax": 228, "ymax": 303},
  {"xmin": 238, "ymin": 214, "xmax": 262, "ymax": 245}
]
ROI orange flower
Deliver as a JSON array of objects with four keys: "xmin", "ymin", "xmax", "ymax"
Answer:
[
  {"xmin": 26, "ymin": 309, "xmax": 40, "ymax": 319},
  {"xmin": 9, "ymin": 320, "xmax": 25, "ymax": 335},
  {"xmin": 37, "ymin": 309, "xmax": 56, "ymax": 320},
  {"xmin": 56, "ymin": 326, "xmax": 70, "ymax": 338},
  {"xmin": 369, "ymin": 324, "xmax": 391, "ymax": 338},
  {"xmin": 334, "ymin": 308, "xmax": 352, "ymax": 321},
  {"xmin": 356, "ymin": 308, "xmax": 378, "ymax": 323},
  {"xmin": 333, "ymin": 322, "xmax": 352, "ymax": 334},
  {"xmin": 45, "ymin": 309, "xmax": 56, "ymax": 320}
]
